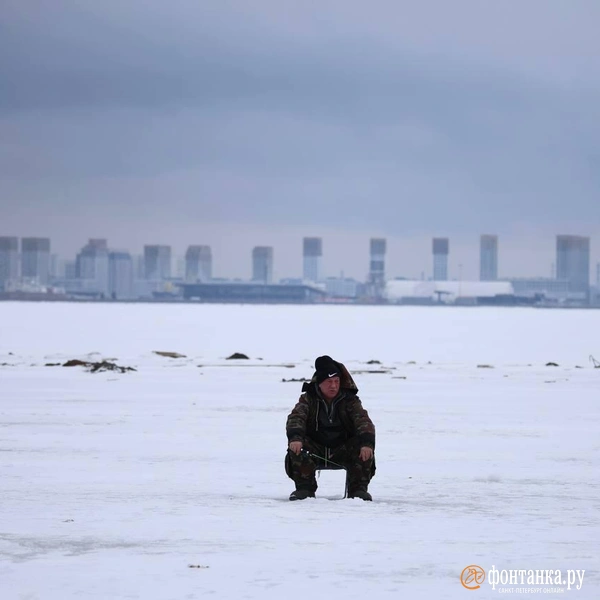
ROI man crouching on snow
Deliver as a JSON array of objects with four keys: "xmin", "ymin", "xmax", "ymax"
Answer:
[{"xmin": 285, "ymin": 355, "xmax": 376, "ymax": 501}]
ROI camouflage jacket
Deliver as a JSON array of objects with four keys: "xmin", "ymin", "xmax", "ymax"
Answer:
[{"xmin": 286, "ymin": 360, "xmax": 376, "ymax": 449}]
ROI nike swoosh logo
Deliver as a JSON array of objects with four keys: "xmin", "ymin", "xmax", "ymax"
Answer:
[{"xmin": 328, "ymin": 372, "xmax": 337, "ymax": 377}]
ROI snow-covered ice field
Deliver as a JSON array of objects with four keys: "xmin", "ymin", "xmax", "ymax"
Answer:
[{"xmin": 1, "ymin": 302, "xmax": 599, "ymax": 600}]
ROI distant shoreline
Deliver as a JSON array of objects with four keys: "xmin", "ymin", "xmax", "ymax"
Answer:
[{"xmin": 0, "ymin": 297, "xmax": 598, "ymax": 309}]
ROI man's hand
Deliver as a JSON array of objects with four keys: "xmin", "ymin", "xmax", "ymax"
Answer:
[
  {"xmin": 359, "ymin": 446, "xmax": 373, "ymax": 461},
  {"xmin": 289, "ymin": 441, "xmax": 303, "ymax": 455}
]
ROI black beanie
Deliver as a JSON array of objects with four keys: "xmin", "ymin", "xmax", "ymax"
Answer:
[{"xmin": 314, "ymin": 355, "xmax": 340, "ymax": 384}]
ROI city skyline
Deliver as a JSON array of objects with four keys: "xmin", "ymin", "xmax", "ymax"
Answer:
[{"xmin": 1, "ymin": 231, "xmax": 598, "ymax": 285}]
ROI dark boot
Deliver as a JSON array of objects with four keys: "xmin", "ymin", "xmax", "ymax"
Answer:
[
  {"xmin": 348, "ymin": 489, "xmax": 372, "ymax": 501},
  {"xmin": 289, "ymin": 489, "xmax": 316, "ymax": 501}
]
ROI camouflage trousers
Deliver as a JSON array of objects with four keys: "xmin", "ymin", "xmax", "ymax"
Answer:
[{"xmin": 285, "ymin": 437, "xmax": 375, "ymax": 495}]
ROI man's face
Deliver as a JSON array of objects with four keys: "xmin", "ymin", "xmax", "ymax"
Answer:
[{"xmin": 319, "ymin": 376, "xmax": 340, "ymax": 400}]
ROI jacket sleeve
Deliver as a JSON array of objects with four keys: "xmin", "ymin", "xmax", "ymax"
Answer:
[
  {"xmin": 347, "ymin": 395, "xmax": 376, "ymax": 449},
  {"xmin": 286, "ymin": 394, "xmax": 310, "ymax": 443}
]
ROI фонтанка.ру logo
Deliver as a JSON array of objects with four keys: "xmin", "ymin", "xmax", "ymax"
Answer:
[
  {"xmin": 460, "ymin": 564, "xmax": 585, "ymax": 593},
  {"xmin": 461, "ymin": 565, "xmax": 486, "ymax": 590}
]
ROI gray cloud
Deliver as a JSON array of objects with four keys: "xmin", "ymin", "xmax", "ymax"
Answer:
[{"xmin": 1, "ymin": 1, "xmax": 599, "ymax": 278}]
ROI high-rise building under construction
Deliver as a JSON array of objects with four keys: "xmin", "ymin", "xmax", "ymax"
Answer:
[
  {"xmin": 0, "ymin": 237, "xmax": 19, "ymax": 290},
  {"xmin": 303, "ymin": 237, "xmax": 322, "ymax": 282},
  {"xmin": 368, "ymin": 238, "xmax": 386, "ymax": 298},
  {"xmin": 432, "ymin": 238, "xmax": 449, "ymax": 281},
  {"xmin": 480, "ymin": 235, "xmax": 498, "ymax": 281},
  {"xmin": 144, "ymin": 245, "xmax": 172, "ymax": 280},
  {"xmin": 21, "ymin": 237, "xmax": 51, "ymax": 285},
  {"xmin": 556, "ymin": 235, "xmax": 590, "ymax": 296},
  {"xmin": 185, "ymin": 245, "xmax": 212, "ymax": 282},
  {"xmin": 252, "ymin": 246, "xmax": 273, "ymax": 283}
]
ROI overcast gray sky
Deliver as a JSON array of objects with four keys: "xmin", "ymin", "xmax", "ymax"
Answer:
[{"xmin": 2, "ymin": 0, "xmax": 599, "ymax": 281}]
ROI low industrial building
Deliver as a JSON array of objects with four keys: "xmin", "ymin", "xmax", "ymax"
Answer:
[
  {"xmin": 385, "ymin": 280, "xmax": 518, "ymax": 305},
  {"xmin": 178, "ymin": 282, "xmax": 327, "ymax": 303}
]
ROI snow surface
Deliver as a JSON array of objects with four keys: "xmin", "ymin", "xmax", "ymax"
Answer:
[{"xmin": 0, "ymin": 302, "xmax": 599, "ymax": 600}]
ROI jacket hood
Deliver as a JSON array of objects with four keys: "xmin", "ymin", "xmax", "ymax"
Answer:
[{"xmin": 301, "ymin": 357, "xmax": 358, "ymax": 394}]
